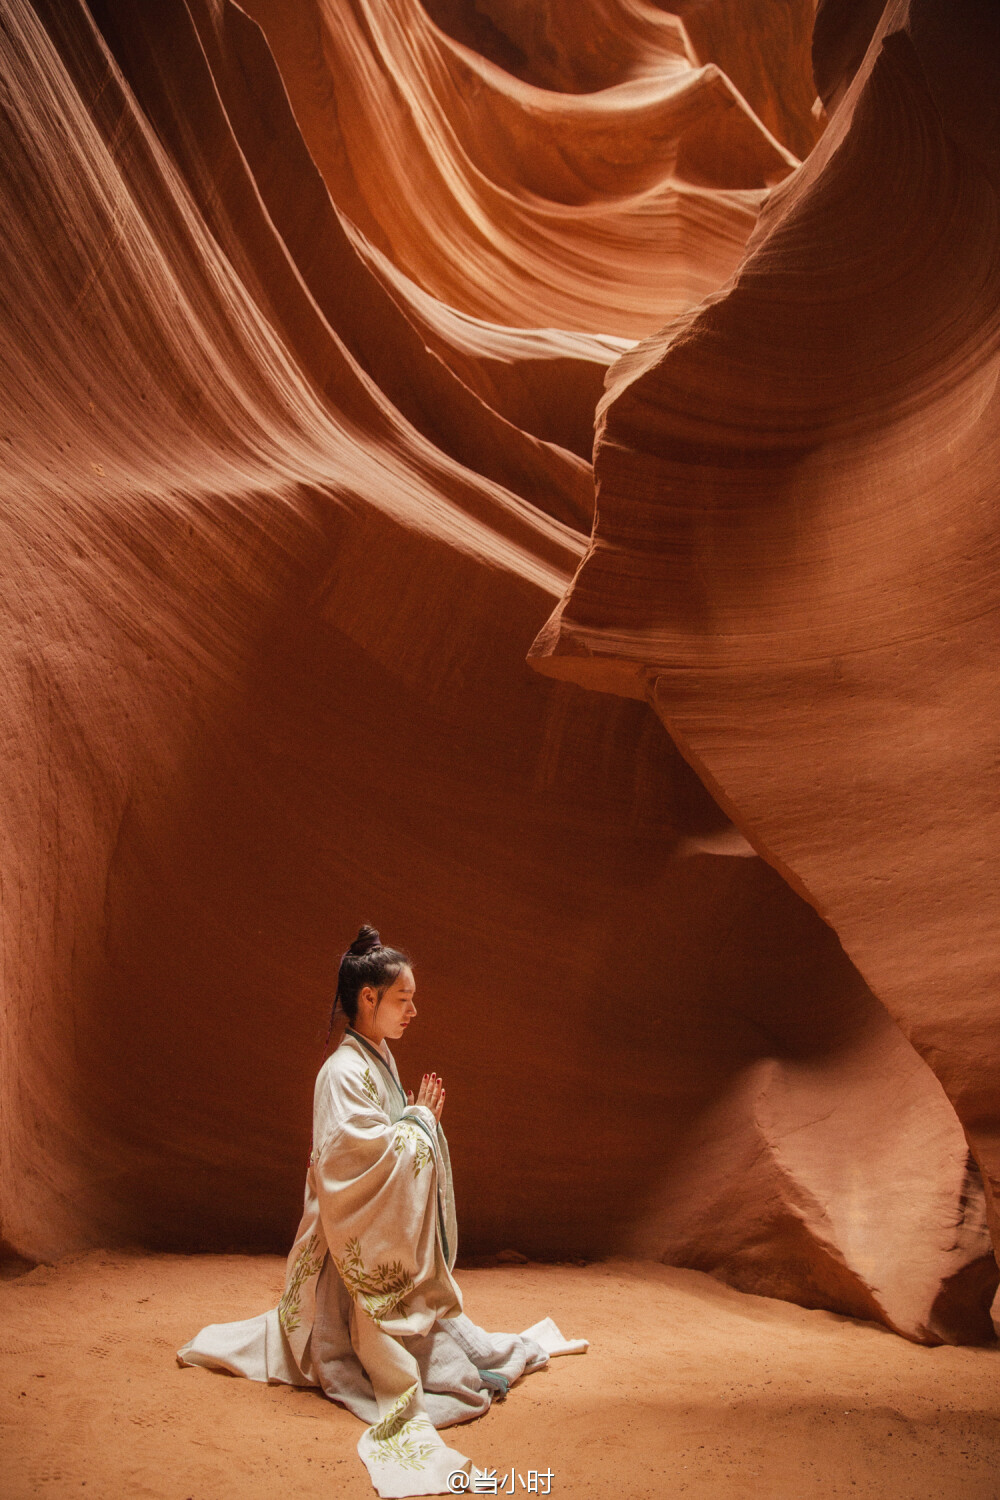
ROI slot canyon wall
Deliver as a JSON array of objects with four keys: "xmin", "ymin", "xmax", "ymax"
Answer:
[{"xmin": 0, "ymin": 0, "xmax": 995, "ymax": 1349}]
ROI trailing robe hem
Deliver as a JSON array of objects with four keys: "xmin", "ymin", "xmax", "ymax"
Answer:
[{"xmin": 177, "ymin": 1026, "xmax": 588, "ymax": 1496}]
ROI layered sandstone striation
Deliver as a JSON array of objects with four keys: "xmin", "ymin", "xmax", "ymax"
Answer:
[
  {"xmin": 422, "ymin": 0, "xmax": 823, "ymax": 159},
  {"xmin": 240, "ymin": 0, "xmax": 798, "ymax": 336},
  {"xmin": 1, "ymin": 0, "xmax": 995, "ymax": 1348},
  {"xmin": 529, "ymin": 0, "xmax": 1000, "ymax": 1339}
]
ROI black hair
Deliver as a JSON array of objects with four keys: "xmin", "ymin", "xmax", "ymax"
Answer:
[{"xmin": 327, "ymin": 923, "xmax": 412, "ymax": 1043}]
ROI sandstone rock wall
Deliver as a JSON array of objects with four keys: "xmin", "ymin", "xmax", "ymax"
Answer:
[
  {"xmin": 1, "ymin": 0, "xmax": 995, "ymax": 1344},
  {"xmin": 529, "ymin": 0, "xmax": 1000, "ymax": 1338}
]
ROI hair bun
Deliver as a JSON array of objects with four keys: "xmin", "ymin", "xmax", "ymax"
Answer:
[{"xmin": 348, "ymin": 923, "xmax": 381, "ymax": 957}]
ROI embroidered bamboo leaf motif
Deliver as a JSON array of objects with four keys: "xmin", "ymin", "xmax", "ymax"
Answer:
[
  {"xmin": 367, "ymin": 1388, "xmax": 437, "ymax": 1469},
  {"xmin": 368, "ymin": 1419, "xmax": 437, "ymax": 1470},
  {"xmin": 332, "ymin": 1235, "xmax": 414, "ymax": 1325},
  {"xmin": 370, "ymin": 1383, "xmax": 417, "ymax": 1441},
  {"xmin": 278, "ymin": 1230, "xmax": 323, "ymax": 1334},
  {"xmin": 360, "ymin": 1066, "xmax": 381, "ymax": 1106},
  {"xmin": 393, "ymin": 1121, "xmax": 433, "ymax": 1177}
]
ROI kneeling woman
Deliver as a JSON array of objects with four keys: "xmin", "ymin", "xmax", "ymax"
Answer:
[{"xmin": 178, "ymin": 925, "xmax": 586, "ymax": 1497}]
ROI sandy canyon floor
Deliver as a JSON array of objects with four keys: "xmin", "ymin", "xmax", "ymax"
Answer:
[{"xmin": 2, "ymin": 1253, "xmax": 998, "ymax": 1499}]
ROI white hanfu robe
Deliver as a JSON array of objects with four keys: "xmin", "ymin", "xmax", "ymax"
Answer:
[{"xmin": 178, "ymin": 1025, "xmax": 587, "ymax": 1497}]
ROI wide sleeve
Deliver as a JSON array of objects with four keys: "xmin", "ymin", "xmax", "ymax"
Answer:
[{"xmin": 313, "ymin": 1054, "xmax": 461, "ymax": 1338}]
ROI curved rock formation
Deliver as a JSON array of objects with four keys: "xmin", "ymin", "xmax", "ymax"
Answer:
[
  {"xmin": 423, "ymin": 0, "xmax": 823, "ymax": 159},
  {"xmin": 2, "ymin": 0, "xmax": 994, "ymax": 1348},
  {"xmin": 529, "ymin": 0, "xmax": 1000, "ymax": 1336},
  {"xmin": 241, "ymin": 0, "xmax": 798, "ymax": 336}
]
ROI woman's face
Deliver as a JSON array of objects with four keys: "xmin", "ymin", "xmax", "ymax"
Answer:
[{"xmin": 362, "ymin": 965, "xmax": 416, "ymax": 1040}]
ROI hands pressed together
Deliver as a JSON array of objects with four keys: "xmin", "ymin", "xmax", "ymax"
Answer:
[{"xmin": 405, "ymin": 1071, "xmax": 445, "ymax": 1122}]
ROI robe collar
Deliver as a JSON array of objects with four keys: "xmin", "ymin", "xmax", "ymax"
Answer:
[
  {"xmin": 344, "ymin": 1024, "xmax": 390, "ymax": 1064},
  {"xmin": 344, "ymin": 1025, "xmax": 407, "ymax": 1108}
]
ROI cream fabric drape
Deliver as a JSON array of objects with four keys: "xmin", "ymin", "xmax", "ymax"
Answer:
[{"xmin": 178, "ymin": 1026, "xmax": 587, "ymax": 1496}]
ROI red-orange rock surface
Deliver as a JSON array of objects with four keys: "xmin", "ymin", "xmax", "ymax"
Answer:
[
  {"xmin": 1, "ymin": 0, "xmax": 995, "ymax": 1350},
  {"xmin": 530, "ymin": 0, "xmax": 1000, "ymax": 1338},
  {"xmin": 241, "ymin": 0, "xmax": 798, "ymax": 336},
  {"xmin": 423, "ymin": 0, "xmax": 823, "ymax": 159}
]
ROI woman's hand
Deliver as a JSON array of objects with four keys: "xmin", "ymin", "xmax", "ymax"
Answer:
[{"xmin": 407, "ymin": 1072, "xmax": 445, "ymax": 1122}]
